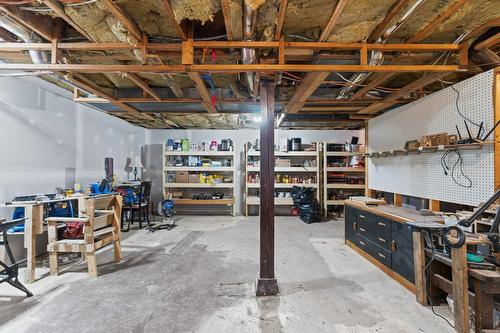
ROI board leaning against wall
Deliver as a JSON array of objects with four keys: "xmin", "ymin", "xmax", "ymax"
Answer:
[{"xmin": 367, "ymin": 70, "xmax": 497, "ymax": 206}]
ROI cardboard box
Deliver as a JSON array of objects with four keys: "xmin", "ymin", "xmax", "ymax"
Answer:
[
  {"xmin": 189, "ymin": 174, "xmax": 200, "ymax": 183},
  {"xmin": 275, "ymin": 159, "xmax": 291, "ymax": 167},
  {"xmin": 175, "ymin": 171, "xmax": 189, "ymax": 183}
]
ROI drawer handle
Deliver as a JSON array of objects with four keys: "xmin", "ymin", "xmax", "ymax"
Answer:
[
  {"xmin": 378, "ymin": 222, "xmax": 386, "ymax": 227},
  {"xmin": 359, "ymin": 214, "xmax": 366, "ymax": 219},
  {"xmin": 353, "ymin": 222, "xmax": 357, "ymax": 231},
  {"xmin": 359, "ymin": 240, "xmax": 366, "ymax": 246},
  {"xmin": 359, "ymin": 227, "xmax": 366, "ymax": 232},
  {"xmin": 391, "ymin": 240, "xmax": 397, "ymax": 252},
  {"xmin": 378, "ymin": 253, "xmax": 386, "ymax": 259},
  {"xmin": 378, "ymin": 237, "xmax": 386, "ymax": 243}
]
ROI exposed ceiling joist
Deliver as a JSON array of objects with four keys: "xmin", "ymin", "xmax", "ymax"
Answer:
[
  {"xmin": 125, "ymin": 73, "xmax": 162, "ymax": 101},
  {"xmin": 220, "ymin": 0, "xmax": 234, "ymax": 40},
  {"xmin": 406, "ymin": 0, "xmax": 468, "ymax": 43},
  {"xmin": 318, "ymin": 0, "xmax": 349, "ymax": 42},
  {"xmin": 71, "ymin": 74, "xmax": 154, "ymax": 121},
  {"xmin": 357, "ymin": 72, "xmax": 448, "ymax": 114},
  {"xmin": 0, "ymin": 27, "xmax": 16, "ymax": 42},
  {"xmin": 0, "ymin": 63, "xmax": 460, "ymax": 73},
  {"xmin": 275, "ymin": 0, "xmax": 288, "ymax": 40},
  {"xmin": 367, "ymin": 0, "xmax": 411, "ymax": 42},
  {"xmin": 101, "ymin": 0, "xmax": 142, "ymax": 42},
  {"xmin": 188, "ymin": 72, "xmax": 216, "ymax": 113},
  {"xmin": 462, "ymin": 18, "xmax": 500, "ymax": 43},
  {"xmin": 475, "ymin": 33, "xmax": 500, "ymax": 51},
  {"xmin": 41, "ymin": 0, "xmax": 93, "ymax": 41},
  {"xmin": 284, "ymin": 72, "xmax": 330, "ymax": 113},
  {"xmin": 0, "ymin": 4, "xmax": 53, "ymax": 41},
  {"xmin": 161, "ymin": 0, "xmax": 186, "ymax": 40},
  {"xmin": 350, "ymin": 73, "xmax": 397, "ymax": 100}
]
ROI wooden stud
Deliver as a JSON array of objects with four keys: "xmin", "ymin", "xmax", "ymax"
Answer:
[
  {"xmin": 451, "ymin": 245, "xmax": 470, "ymax": 333},
  {"xmin": 360, "ymin": 43, "xmax": 368, "ymax": 66},
  {"xmin": 413, "ymin": 231, "xmax": 427, "ymax": 305},
  {"xmin": 256, "ymin": 80, "xmax": 279, "ymax": 296},
  {"xmin": 161, "ymin": 0, "xmax": 186, "ymax": 40},
  {"xmin": 275, "ymin": 0, "xmax": 288, "ymax": 40},
  {"xmin": 318, "ymin": 0, "xmax": 349, "ymax": 42},
  {"xmin": 459, "ymin": 42, "xmax": 469, "ymax": 69},
  {"xmin": 429, "ymin": 199, "xmax": 440, "ymax": 212},
  {"xmin": 182, "ymin": 24, "xmax": 194, "ymax": 65},
  {"xmin": 278, "ymin": 37, "xmax": 285, "ymax": 64},
  {"xmin": 101, "ymin": 0, "xmax": 142, "ymax": 42},
  {"xmin": 406, "ymin": 0, "xmax": 468, "ymax": 44},
  {"xmin": 474, "ymin": 279, "xmax": 495, "ymax": 332},
  {"xmin": 50, "ymin": 18, "xmax": 64, "ymax": 64},
  {"xmin": 394, "ymin": 193, "xmax": 402, "ymax": 206}
]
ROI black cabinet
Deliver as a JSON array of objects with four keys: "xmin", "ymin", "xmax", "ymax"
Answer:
[
  {"xmin": 344, "ymin": 205, "xmax": 357, "ymax": 242},
  {"xmin": 391, "ymin": 222, "xmax": 415, "ymax": 283},
  {"xmin": 344, "ymin": 204, "xmax": 415, "ymax": 285}
]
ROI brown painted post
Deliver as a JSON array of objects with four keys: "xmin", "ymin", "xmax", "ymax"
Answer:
[{"xmin": 256, "ymin": 80, "xmax": 279, "ymax": 296}]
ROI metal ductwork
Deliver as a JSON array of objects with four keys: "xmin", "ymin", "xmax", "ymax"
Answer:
[
  {"xmin": 242, "ymin": 0, "xmax": 258, "ymax": 96},
  {"xmin": 337, "ymin": 0, "xmax": 427, "ymax": 99},
  {"xmin": 0, "ymin": 14, "xmax": 47, "ymax": 64}
]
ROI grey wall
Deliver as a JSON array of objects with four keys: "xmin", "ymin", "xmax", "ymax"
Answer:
[
  {"xmin": 145, "ymin": 129, "xmax": 365, "ymax": 215},
  {"xmin": 0, "ymin": 77, "xmax": 146, "ymax": 217}
]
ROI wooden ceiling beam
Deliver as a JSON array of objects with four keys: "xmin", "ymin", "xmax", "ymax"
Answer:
[
  {"xmin": 161, "ymin": 0, "xmax": 186, "ymax": 40},
  {"xmin": 220, "ymin": 0, "xmax": 234, "ymax": 40},
  {"xmin": 300, "ymin": 106, "xmax": 364, "ymax": 112},
  {"xmin": 101, "ymin": 0, "xmax": 142, "ymax": 42},
  {"xmin": 406, "ymin": 0, "xmax": 468, "ymax": 43},
  {"xmin": 0, "ymin": 4, "xmax": 53, "ymax": 41},
  {"xmin": 475, "ymin": 33, "xmax": 500, "ymax": 51},
  {"xmin": 0, "ymin": 63, "xmax": 461, "ymax": 73},
  {"xmin": 318, "ymin": 0, "xmax": 349, "ymax": 42},
  {"xmin": 41, "ymin": 0, "xmax": 93, "ymax": 41},
  {"xmin": 0, "ymin": 27, "xmax": 17, "ymax": 42},
  {"xmin": 357, "ymin": 72, "xmax": 448, "ymax": 114},
  {"xmin": 188, "ymin": 72, "xmax": 216, "ymax": 113},
  {"xmin": 283, "ymin": 72, "xmax": 330, "ymax": 113},
  {"xmin": 350, "ymin": 73, "xmax": 397, "ymax": 100},
  {"xmin": 125, "ymin": 73, "xmax": 162, "ymax": 101},
  {"xmin": 367, "ymin": 0, "xmax": 411, "ymax": 42},
  {"xmin": 275, "ymin": 0, "xmax": 288, "ymax": 40},
  {"xmin": 71, "ymin": 74, "xmax": 154, "ymax": 120},
  {"xmin": 462, "ymin": 17, "xmax": 500, "ymax": 43}
]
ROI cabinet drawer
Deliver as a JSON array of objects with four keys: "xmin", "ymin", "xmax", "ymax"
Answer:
[
  {"xmin": 356, "ymin": 236, "xmax": 392, "ymax": 268},
  {"xmin": 370, "ymin": 217, "xmax": 392, "ymax": 251}
]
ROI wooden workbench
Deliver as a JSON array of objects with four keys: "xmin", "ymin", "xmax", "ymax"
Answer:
[
  {"xmin": 413, "ymin": 230, "xmax": 500, "ymax": 333},
  {"xmin": 2, "ymin": 195, "xmax": 107, "ymax": 283}
]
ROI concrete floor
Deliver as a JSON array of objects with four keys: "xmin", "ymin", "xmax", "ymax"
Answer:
[{"xmin": 0, "ymin": 216, "xmax": 455, "ymax": 333}]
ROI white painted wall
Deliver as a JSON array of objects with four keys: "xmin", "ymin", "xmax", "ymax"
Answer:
[
  {"xmin": 145, "ymin": 129, "xmax": 365, "ymax": 214},
  {"xmin": 0, "ymin": 77, "xmax": 146, "ymax": 217}
]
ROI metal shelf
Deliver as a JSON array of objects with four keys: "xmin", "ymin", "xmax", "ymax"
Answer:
[
  {"xmin": 164, "ymin": 166, "xmax": 234, "ymax": 171},
  {"xmin": 246, "ymin": 183, "xmax": 319, "ymax": 188},
  {"xmin": 164, "ymin": 151, "xmax": 235, "ymax": 156},
  {"xmin": 164, "ymin": 183, "xmax": 234, "ymax": 188},
  {"xmin": 247, "ymin": 166, "xmax": 318, "ymax": 172},
  {"xmin": 247, "ymin": 150, "xmax": 318, "ymax": 157},
  {"xmin": 326, "ymin": 167, "xmax": 365, "ymax": 172}
]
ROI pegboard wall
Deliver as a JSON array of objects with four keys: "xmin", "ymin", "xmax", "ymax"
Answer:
[{"xmin": 368, "ymin": 70, "xmax": 495, "ymax": 206}]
